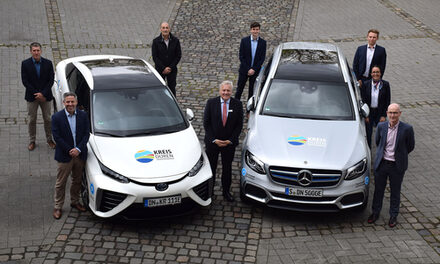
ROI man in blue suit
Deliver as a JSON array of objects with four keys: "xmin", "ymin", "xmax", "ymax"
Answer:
[
  {"xmin": 51, "ymin": 92, "xmax": 90, "ymax": 219},
  {"xmin": 367, "ymin": 103, "xmax": 415, "ymax": 227},
  {"xmin": 235, "ymin": 22, "xmax": 267, "ymax": 101},
  {"xmin": 21, "ymin": 42, "xmax": 56, "ymax": 151},
  {"xmin": 204, "ymin": 81, "xmax": 243, "ymax": 202},
  {"xmin": 353, "ymin": 29, "xmax": 387, "ymax": 86}
]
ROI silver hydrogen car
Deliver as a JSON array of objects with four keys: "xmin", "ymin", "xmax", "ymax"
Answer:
[{"xmin": 240, "ymin": 42, "xmax": 371, "ymax": 212}]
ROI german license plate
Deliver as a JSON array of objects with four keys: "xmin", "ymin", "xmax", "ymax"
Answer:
[
  {"xmin": 144, "ymin": 195, "xmax": 181, "ymax": 208},
  {"xmin": 285, "ymin": 187, "xmax": 322, "ymax": 197}
]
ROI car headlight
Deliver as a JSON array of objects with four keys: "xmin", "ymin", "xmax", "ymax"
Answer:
[
  {"xmin": 345, "ymin": 158, "xmax": 367, "ymax": 180},
  {"xmin": 245, "ymin": 150, "xmax": 266, "ymax": 174},
  {"xmin": 188, "ymin": 154, "xmax": 204, "ymax": 177},
  {"xmin": 98, "ymin": 160, "xmax": 130, "ymax": 183}
]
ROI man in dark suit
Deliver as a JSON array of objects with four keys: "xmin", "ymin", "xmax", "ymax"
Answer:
[
  {"xmin": 235, "ymin": 22, "xmax": 267, "ymax": 101},
  {"xmin": 204, "ymin": 81, "xmax": 244, "ymax": 202},
  {"xmin": 21, "ymin": 42, "xmax": 56, "ymax": 151},
  {"xmin": 360, "ymin": 66, "xmax": 391, "ymax": 148},
  {"xmin": 353, "ymin": 29, "xmax": 387, "ymax": 86},
  {"xmin": 51, "ymin": 92, "xmax": 90, "ymax": 219},
  {"xmin": 152, "ymin": 22, "xmax": 182, "ymax": 96},
  {"xmin": 367, "ymin": 103, "xmax": 415, "ymax": 227}
]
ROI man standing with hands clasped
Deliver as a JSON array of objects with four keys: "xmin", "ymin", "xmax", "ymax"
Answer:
[
  {"xmin": 152, "ymin": 22, "xmax": 182, "ymax": 96},
  {"xmin": 367, "ymin": 103, "xmax": 415, "ymax": 228},
  {"xmin": 51, "ymin": 92, "xmax": 90, "ymax": 219},
  {"xmin": 204, "ymin": 81, "xmax": 243, "ymax": 202},
  {"xmin": 21, "ymin": 42, "xmax": 56, "ymax": 151},
  {"xmin": 235, "ymin": 22, "xmax": 266, "ymax": 101}
]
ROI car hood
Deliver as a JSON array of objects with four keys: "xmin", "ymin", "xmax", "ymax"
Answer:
[
  {"xmin": 89, "ymin": 127, "xmax": 202, "ymax": 183},
  {"xmin": 246, "ymin": 115, "xmax": 368, "ymax": 170}
]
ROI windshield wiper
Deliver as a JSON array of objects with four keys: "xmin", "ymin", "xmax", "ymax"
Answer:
[{"xmin": 94, "ymin": 131, "xmax": 123, "ymax": 137}]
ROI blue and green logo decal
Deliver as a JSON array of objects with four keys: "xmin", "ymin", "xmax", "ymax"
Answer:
[
  {"xmin": 288, "ymin": 135, "xmax": 307, "ymax": 146},
  {"xmin": 135, "ymin": 150, "xmax": 155, "ymax": 163}
]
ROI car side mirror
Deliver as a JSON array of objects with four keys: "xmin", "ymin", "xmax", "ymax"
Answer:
[
  {"xmin": 246, "ymin": 96, "xmax": 255, "ymax": 112},
  {"xmin": 186, "ymin": 108, "xmax": 194, "ymax": 122},
  {"xmin": 360, "ymin": 102, "xmax": 369, "ymax": 118}
]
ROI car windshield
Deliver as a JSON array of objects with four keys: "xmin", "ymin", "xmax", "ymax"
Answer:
[
  {"xmin": 261, "ymin": 79, "xmax": 354, "ymax": 120},
  {"xmin": 92, "ymin": 86, "xmax": 187, "ymax": 136}
]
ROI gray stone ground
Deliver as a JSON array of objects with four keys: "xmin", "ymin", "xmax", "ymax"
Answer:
[{"xmin": 0, "ymin": 0, "xmax": 439, "ymax": 263}]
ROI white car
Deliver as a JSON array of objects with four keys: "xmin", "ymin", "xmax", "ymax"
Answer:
[{"xmin": 51, "ymin": 55, "xmax": 213, "ymax": 218}]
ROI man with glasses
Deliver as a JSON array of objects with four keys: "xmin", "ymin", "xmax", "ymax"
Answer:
[{"xmin": 367, "ymin": 103, "xmax": 415, "ymax": 227}]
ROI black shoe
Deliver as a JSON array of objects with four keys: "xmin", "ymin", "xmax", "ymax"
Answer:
[
  {"xmin": 388, "ymin": 216, "xmax": 397, "ymax": 228},
  {"xmin": 367, "ymin": 213, "xmax": 379, "ymax": 224},
  {"xmin": 223, "ymin": 191, "xmax": 235, "ymax": 202}
]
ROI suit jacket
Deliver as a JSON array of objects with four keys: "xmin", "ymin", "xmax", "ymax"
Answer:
[
  {"xmin": 151, "ymin": 33, "xmax": 182, "ymax": 73},
  {"xmin": 352, "ymin": 44, "xmax": 387, "ymax": 81},
  {"xmin": 374, "ymin": 121, "xmax": 415, "ymax": 173},
  {"xmin": 21, "ymin": 57, "xmax": 54, "ymax": 102},
  {"xmin": 203, "ymin": 97, "xmax": 243, "ymax": 147},
  {"xmin": 360, "ymin": 79, "xmax": 391, "ymax": 118},
  {"xmin": 52, "ymin": 109, "xmax": 90, "ymax": 162},
  {"xmin": 239, "ymin": 36, "xmax": 267, "ymax": 76}
]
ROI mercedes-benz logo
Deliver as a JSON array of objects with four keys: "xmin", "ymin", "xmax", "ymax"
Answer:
[
  {"xmin": 155, "ymin": 183, "xmax": 168, "ymax": 191},
  {"xmin": 297, "ymin": 170, "xmax": 313, "ymax": 186}
]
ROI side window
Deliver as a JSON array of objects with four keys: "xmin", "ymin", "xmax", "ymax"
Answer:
[
  {"xmin": 346, "ymin": 59, "xmax": 362, "ymax": 103},
  {"xmin": 65, "ymin": 66, "xmax": 91, "ymax": 112},
  {"xmin": 255, "ymin": 57, "xmax": 273, "ymax": 101}
]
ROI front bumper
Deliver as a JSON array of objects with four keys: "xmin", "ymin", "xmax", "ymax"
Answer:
[
  {"xmin": 85, "ymin": 152, "xmax": 213, "ymax": 218},
  {"xmin": 240, "ymin": 163, "xmax": 369, "ymax": 212}
]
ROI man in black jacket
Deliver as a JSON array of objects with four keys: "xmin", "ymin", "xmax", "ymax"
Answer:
[
  {"xmin": 152, "ymin": 22, "xmax": 182, "ymax": 96},
  {"xmin": 21, "ymin": 42, "xmax": 56, "ymax": 151},
  {"xmin": 204, "ymin": 81, "xmax": 244, "ymax": 202}
]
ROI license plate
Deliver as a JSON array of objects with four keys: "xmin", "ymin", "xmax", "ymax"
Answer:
[
  {"xmin": 285, "ymin": 187, "xmax": 322, "ymax": 197},
  {"xmin": 144, "ymin": 195, "xmax": 182, "ymax": 208}
]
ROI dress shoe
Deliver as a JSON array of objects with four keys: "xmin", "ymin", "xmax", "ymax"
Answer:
[
  {"xmin": 28, "ymin": 142, "xmax": 36, "ymax": 151},
  {"xmin": 388, "ymin": 216, "xmax": 397, "ymax": 228},
  {"xmin": 223, "ymin": 191, "xmax": 235, "ymax": 202},
  {"xmin": 47, "ymin": 140, "xmax": 56, "ymax": 149},
  {"xmin": 53, "ymin": 209, "xmax": 62, "ymax": 219},
  {"xmin": 71, "ymin": 203, "xmax": 86, "ymax": 212},
  {"xmin": 367, "ymin": 213, "xmax": 379, "ymax": 224}
]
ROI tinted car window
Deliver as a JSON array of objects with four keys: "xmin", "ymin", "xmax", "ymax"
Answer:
[
  {"xmin": 262, "ymin": 79, "xmax": 354, "ymax": 120},
  {"xmin": 92, "ymin": 86, "xmax": 187, "ymax": 136}
]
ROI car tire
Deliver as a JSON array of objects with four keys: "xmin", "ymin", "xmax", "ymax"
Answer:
[{"xmin": 80, "ymin": 171, "xmax": 90, "ymax": 210}]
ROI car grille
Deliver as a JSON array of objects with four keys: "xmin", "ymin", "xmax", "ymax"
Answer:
[
  {"xmin": 97, "ymin": 189, "xmax": 127, "ymax": 212},
  {"xmin": 269, "ymin": 166, "xmax": 342, "ymax": 187},
  {"xmin": 192, "ymin": 178, "xmax": 213, "ymax": 201}
]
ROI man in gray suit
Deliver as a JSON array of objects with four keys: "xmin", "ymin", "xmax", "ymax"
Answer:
[{"xmin": 367, "ymin": 103, "xmax": 415, "ymax": 227}]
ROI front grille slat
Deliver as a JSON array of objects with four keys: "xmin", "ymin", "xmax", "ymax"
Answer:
[
  {"xmin": 99, "ymin": 190, "xmax": 127, "ymax": 212},
  {"xmin": 269, "ymin": 166, "xmax": 342, "ymax": 187}
]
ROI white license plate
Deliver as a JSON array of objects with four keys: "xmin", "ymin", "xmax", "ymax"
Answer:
[
  {"xmin": 285, "ymin": 187, "xmax": 323, "ymax": 197},
  {"xmin": 144, "ymin": 195, "xmax": 182, "ymax": 208}
]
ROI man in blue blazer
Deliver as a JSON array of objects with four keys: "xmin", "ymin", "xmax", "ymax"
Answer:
[
  {"xmin": 21, "ymin": 42, "xmax": 56, "ymax": 150},
  {"xmin": 204, "ymin": 81, "xmax": 244, "ymax": 202},
  {"xmin": 51, "ymin": 92, "xmax": 90, "ymax": 219},
  {"xmin": 368, "ymin": 103, "xmax": 415, "ymax": 227},
  {"xmin": 360, "ymin": 66, "xmax": 391, "ymax": 148},
  {"xmin": 235, "ymin": 22, "xmax": 267, "ymax": 101},
  {"xmin": 353, "ymin": 29, "xmax": 387, "ymax": 86}
]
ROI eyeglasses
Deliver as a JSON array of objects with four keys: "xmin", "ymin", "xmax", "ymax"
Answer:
[{"xmin": 387, "ymin": 111, "xmax": 400, "ymax": 115}]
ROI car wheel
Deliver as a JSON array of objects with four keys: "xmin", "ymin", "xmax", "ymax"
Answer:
[{"xmin": 80, "ymin": 171, "xmax": 90, "ymax": 210}]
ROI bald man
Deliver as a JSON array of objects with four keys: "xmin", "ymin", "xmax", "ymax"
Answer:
[{"xmin": 367, "ymin": 103, "xmax": 415, "ymax": 227}]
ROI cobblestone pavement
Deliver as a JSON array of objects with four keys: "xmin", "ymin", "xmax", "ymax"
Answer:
[{"xmin": 1, "ymin": 0, "xmax": 439, "ymax": 263}]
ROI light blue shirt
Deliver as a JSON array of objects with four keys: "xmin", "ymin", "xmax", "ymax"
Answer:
[
  {"xmin": 250, "ymin": 36, "xmax": 259, "ymax": 67},
  {"xmin": 64, "ymin": 109, "xmax": 81, "ymax": 152},
  {"xmin": 32, "ymin": 57, "xmax": 41, "ymax": 78}
]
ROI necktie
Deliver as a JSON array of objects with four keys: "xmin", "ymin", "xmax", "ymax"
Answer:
[
  {"xmin": 222, "ymin": 101, "xmax": 227, "ymax": 127},
  {"xmin": 374, "ymin": 81, "xmax": 378, "ymax": 90}
]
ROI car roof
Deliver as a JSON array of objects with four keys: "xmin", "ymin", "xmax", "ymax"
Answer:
[
  {"xmin": 274, "ymin": 42, "xmax": 345, "ymax": 83},
  {"xmin": 80, "ymin": 59, "xmax": 163, "ymax": 90}
]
